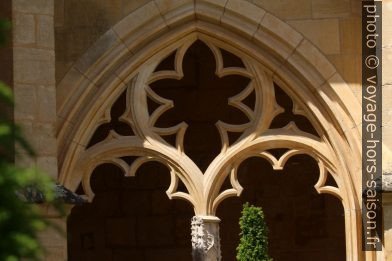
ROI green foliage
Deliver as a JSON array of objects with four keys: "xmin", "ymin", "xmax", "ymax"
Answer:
[
  {"xmin": 0, "ymin": 163, "xmax": 56, "ymax": 261},
  {"xmin": 0, "ymin": 19, "xmax": 62, "ymax": 261},
  {"xmin": 0, "ymin": 19, "xmax": 11, "ymax": 45},
  {"xmin": 236, "ymin": 203, "xmax": 272, "ymax": 261}
]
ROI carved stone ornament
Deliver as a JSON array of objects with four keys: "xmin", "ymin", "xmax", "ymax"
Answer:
[
  {"xmin": 65, "ymin": 35, "xmax": 342, "ymax": 217},
  {"xmin": 57, "ymin": 26, "xmax": 363, "ymax": 260},
  {"xmin": 191, "ymin": 216, "xmax": 221, "ymax": 261}
]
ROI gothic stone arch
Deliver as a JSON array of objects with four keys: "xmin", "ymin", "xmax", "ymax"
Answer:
[{"xmin": 56, "ymin": 1, "xmax": 365, "ymax": 260}]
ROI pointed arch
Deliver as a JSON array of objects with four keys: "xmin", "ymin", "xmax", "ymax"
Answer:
[{"xmin": 56, "ymin": 1, "xmax": 367, "ymax": 260}]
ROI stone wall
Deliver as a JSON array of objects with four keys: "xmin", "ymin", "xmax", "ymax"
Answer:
[
  {"xmin": 11, "ymin": 1, "xmax": 62, "ymax": 260},
  {"xmin": 12, "ymin": 0, "xmax": 57, "ymax": 178},
  {"xmin": 383, "ymin": 2, "xmax": 392, "ymax": 165},
  {"xmin": 54, "ymin": 0, "xmax": 146, "ymax": 84},
  {"xmin": 54, "ymin": 0, "xmax": 392, "ymax": 153},
  {"xmin": 8, "ymin": 0, "xmax": 389, "ymax": 260},
  {"xmin": 54, "ymin": 0, "xmax": 360, "ymax": 96}
]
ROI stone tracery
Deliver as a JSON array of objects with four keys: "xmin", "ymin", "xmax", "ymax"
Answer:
[
  {"xmin": 70, "ymin": 35, "xmax": 346, "ymax": 260},
  {"xmin": 79, "ymin": 35, "xmax": 341, "ymax": 217},
  {"xmin": 55, "ymin": 15, "xmax": 364, "ymax": 258}
]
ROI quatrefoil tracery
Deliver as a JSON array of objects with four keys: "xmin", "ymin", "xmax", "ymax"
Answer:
[
  {"xmin": 147, "ymin": 40, "xmax": 256, "ymax": 156},
  {"xmin": 82, "ymin": 36, "xmax": 342, "ymax": 214}
]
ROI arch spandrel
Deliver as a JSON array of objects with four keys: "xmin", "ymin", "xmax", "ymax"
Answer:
[{"xmin": 56, "ymin": 2, "xmax": 367, "ymax": 260}]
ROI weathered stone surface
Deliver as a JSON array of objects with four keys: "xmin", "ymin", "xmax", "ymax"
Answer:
[
  {"xmin": 293, "ymin": 39, "xmax": 336, "ymax": 80},
  {"xmin": 13, "ymin": 0, "xmax": 54, "ymax": 15},
  {"xmin": 195, "ymin": 0, "xmax": 226, "ymax": 23},
  {"xmin": 351, "ymin": 0, "xmax": 361, "ymax": 16},
  {"xmin": 36, "ymin": 133, "xmax": 57, "ymax": 156},
  {"xmin": 155, "ymin": 0, "xmax": 194, "ymax": 25},
  {"xmin": 42, "ymin": 246, "xmax": 67, "ymax": 261},
  {"xmin": 122, "ymin": 0, "xmax": 150, "ymax": 17},
  {"xmin": 155, "ymin": 0, "xmax": 193, "ymax": 16},
  {"xmin": 260, "ymin": 13, "xmax": 303, "ymax": 49},
  {"xmin": 383, "ymin": 84, "xmax": 392, "ymax": 126},
  {"xmin": 383, "ymin": 2, "xmax": 392, "ymax": 48},
  {"xmin": 37, "ymin": 15, "xmax": 54, "ymax": 48},
  {"xmin": 384, "ymin": 194, "xmax": 392, "ymax": 260},
  {"xmin": 37, "ymin": 156, "xmax": 58, "ymax": 179},
  {"xmin": 252, "ymin": 0, "xmax": 312, "ymax": 20},
  {"xmin": 14, "ymin": 153, "xmax": 36, "ymax": 169},
  {"xmin": 191, "ymin": 216, "xmax": 221, "ymax": 261},
  {"xmin": 383, "ymin": 47, "xmax": 392, "ymax": 86},
  {"xmin": 13, "ymin": 84, "xmax": 36, "ymax": 120},
  {"xmin": 13, "ymin": 12, "xmax": 35, "ymax": 45},
  {"xmin": 288, "ymin": 19, "xmax": 340, "ymax": 55},
  {"xmin": 383, "ymin": 174, "xmax": 392, "ymax": 192},
  {"xmin": 340, "ymin": 17, "xmax": 361, "ymax": 54},
  {"xmin": 54, "ymin": 0, "xmax": 64, "ymax": 27},
  {"xmin": 312, "ymin": 0, "xmax": 350, "ymax": 18},
  {"xmin": 74, "ymin": 29, "xmax": 120, "ymax": 74},
  {"xmin": 13, "ymin": 47, "xmax": 55, "ymax": 85},
  {"xmin": 113, "ymin": 1, "xmax": 161, "ymax": 40},
  {"xmin": 37, "ymin": 85, "xmax": 56, "ymax": 123},
  {"xmin": 221, "ymin": 0, "xmax": 265, "ymax": 38},
  {"xmin": 328, "ymin": 54, "xmax": 361, "ymax": 86},
  {"xmin": 225, "ymin": 0, "xmax": 265, "ymax": 25}
]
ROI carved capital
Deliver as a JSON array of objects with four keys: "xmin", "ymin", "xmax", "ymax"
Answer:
[{"xmin": 191, "ymin": 216, "xmax": 221, "ymax": 261}]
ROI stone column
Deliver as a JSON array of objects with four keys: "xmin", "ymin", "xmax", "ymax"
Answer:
[
  {"xmin": 191, "ymin": 216, "xmax": 221, "ymax": 261},
  {"xmin": 12, "ymin": 0, "xmax": 57, "ymax": 178},
  {"xmin": 37, "ymin": 204, "xmax": 73, "ymax": 261}
]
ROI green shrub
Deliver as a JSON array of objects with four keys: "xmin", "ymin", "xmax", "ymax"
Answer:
[{"xmin": 236, "ymin": 202, "xmax": 272, "ymax": 261}]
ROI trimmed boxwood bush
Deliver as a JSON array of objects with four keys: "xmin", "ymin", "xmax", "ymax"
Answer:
[{"xmin": 236, "ymin": 203, "xmax": 272, "ymax": 261}]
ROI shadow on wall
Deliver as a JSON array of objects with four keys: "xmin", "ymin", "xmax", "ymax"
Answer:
[{"xmin": 55, "ymin": 0, "xmax": 114, "ymax": 83}]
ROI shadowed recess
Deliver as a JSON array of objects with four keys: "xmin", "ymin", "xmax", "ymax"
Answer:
[
  {"xmin": 154, "ymin": 51, "xmax": 176, "ymax": 72},
  {"xmin": 217, "ymin": 154, "xmax": 345, "ymax": 261},
  {"xmin": 120, "ymin": 156, "xmax": 138, "ymax": 165},
  {"xmin": 68, "ymin": 161, "xmax": 193, "ymax": 261},
  {"xmin": 87, "ymin": 91, "xmax": 135, "ymax": 148},
  {"xmin": 267, "ymin": 148, "xmax": 290, "ymax": 159},
  {"xmin": 220, "ymin": 48, "xmax": 246, "ymax": 68},
  {"xmin": 218, "ymin": 171, "xmax": 234, "ymax": 194},
  {"xmin": 161, "ymin": 133, "xmax": 177, "ymax": 148},
  {"xmin": 149, "ymin": 40, "xmax": 251, "ymax": 172},
  {"xmin": 147, "ymin": 95, "xmax": 161, "ymax": 116},
  {"xmin": 270, "ymin": 83, "xmax": 319, "ymax": 137},
  {"xmin": 241, "ymin": 88, "xmax": 256, "ymax": 110},
  {"xmin": 227, "ymin": 131, "xmax": 243, "ymax": 146},
  {"xmin": 325, "ymin": 172, "xmax": 339, "ymax": 188}
]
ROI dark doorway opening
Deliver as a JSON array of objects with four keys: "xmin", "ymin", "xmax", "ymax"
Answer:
[
  {"xmin": 217, "ymin": 155, "xmax": 346, "ymax": 261},
  {"xmin": 67, "ymin": 162, "xmax": 194, "ymax": 261}
]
